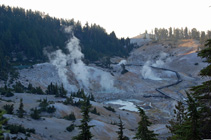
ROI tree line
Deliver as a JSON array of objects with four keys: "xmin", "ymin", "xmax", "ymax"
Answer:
[
  {"xmin": 0, "ymin": 5, "xmax": 135, "ymax": 81},
  {"xmin": 144, "ymin": 27, "xmax": 211, "ymax": 45}
]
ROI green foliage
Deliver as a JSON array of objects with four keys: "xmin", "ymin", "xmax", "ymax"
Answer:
[
  {"xmin": 56, "ymin": 84, "xmax": 67, "ymax": 97},
  {"xmin": 90, "ymin": 107, "xmax": 100, "ymax": 116},
  {"xmin": 73, "ymin": 94, "xmax": 94, "ymax": 140},
  {"xmin": 46, "ymin": 83, "xmax": 67, "ymax": 97},
  {"xmin": 75, "ymin": 24, "xmax": 133, "ymax": 61},
  {"xmin": 0, "ymin": 110, "xmax": 8, "ymax": 139},
  {"xmin": 38, "ymin": 98, "xmax": 49, "ymax": 112},
  {"xmin": 0, "ymin": 5, "xmax": 134, "ymax": 80},
  {"xmin": 46, "ymin": 82, "xmax": 57, "ymax": 95},
  {"xmin": 12, "ymin": 82, "xmax": 44, "ymax": 95},
  {"xmin": 117, "ymin": 116, "xmax": 125, "ymax": 140},
  {"xmin": 71, "ymin": 89, "xmax": 85, "ymax": 98},
  {"xmin": 73, "ymin": 100, "xmax": 84, "ymax": 108},
  {"xmin": 151, "ymin": 27, "xmax": 210, "ymax": 42},
  {"xmin": 63, "ymin": 96, "xmax": 74, "ymax": 105},
  {"xmin": 30, "ymin": 108, "xmax": 41, "ymax": 120},
  {"xmin": 185, "ymin": 93, "xmax": 202, "ymax": 140},
  {"xmin": 4, "ymin": 91, "xmax": 14, "ymax": 97},
  {"xmin": 38, "ymin": 98, "xmax": 56, "ymax": 113},
  {"xmin": 190, "ymin": 39, "xmax": 211, "ymax": 138},
  {"xmin": 198, "ymin": 39, "xmax": 211, "ymax": 75},
  {"xmin": 68, "ymin": 89, "xmax": 95, "ymax": 108},
  {"xmin": 167, "ymin": 93, "xmax": 202, "ymax": 140},
  {"xmin": 13, "ymin": 82, "xmax": 25, "ymax": 93},
  {"xmin": 89, "ymin": 93, "xmax": 95, "ymax": 101},
  {"xmin": 9, "ymin": 70, "xmax": 19, "ymax": 84},
  {"xmin": 104, "ymin": 106, "xmax": 116, "ymax": 112},
  {"xmin": 166, "ymin": 101, "xmax": 186, "ymax": 140},
  {"xmin": 0, "ymin": 5, "xmax": 68, "ymax": 63},
  {"xmin": 27, "ymin": 83, "xmax": 44, "ymax": 94},
  {"xmin": 27, "ymin": 83, "xmax": 33, "ymax": 93},
  {"xmin": 0, "ymin": 85, "xmax": 14, "ymax": 97},
  {"xmin": 17, "ymin": 98, "xmax": 25, "ymax": 118},
  {"xmin": 64, "ymin": 112, "xmax": 76, "ymax": 121},
  {"xmin": 31, "ymin": 86, "xmax": 44, "ymax": 95},
  {"xmin": 134, "ymin": 106, "xmax": 157, "ymax": 140},
  {"xmin": 63, "ymin": 96, "xmax": 84, "ymax": 108},
  {"xmin": 66, "ymin": 124, "xmax": 75, "ymax": 132},
  {"xmin": 35, "ymin": 87, "xmax": 45, "ymax": 95},
  {"xmin": 3, "ymin": 104, "xmax": 14, "ymax": 114},
  {"xmin": 4, "ymin": 124, "xmax": 35, "ymax": 134},
  {"xmin": 46, "ymin": 106, "xmax": 56, "ymax": 113}
]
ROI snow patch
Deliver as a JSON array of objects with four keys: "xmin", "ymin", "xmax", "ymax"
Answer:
[{"xmin": 105, "ymin": 99, "xmax": 138, "ymax": 112}]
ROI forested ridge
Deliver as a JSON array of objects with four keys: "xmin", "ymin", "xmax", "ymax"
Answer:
[
  {"xmin": 0, "ymin": 5, "xmax": 134, "ymax": 80},
  {"xmin": 143, "ymin": 27, "xmax": 211, "ymax": 45}
]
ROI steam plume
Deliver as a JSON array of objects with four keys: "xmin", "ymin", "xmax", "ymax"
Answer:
[
  {"xmin": 141, "ymin": 52, "xmax": 171, "ymax": 80},
  {"xmin": 141, "ymin": 61, "xmax": 162, "ymax": 80},
  {"xmin": 46, "ymin": 27, "xmax": 115, "ymax": 92}
]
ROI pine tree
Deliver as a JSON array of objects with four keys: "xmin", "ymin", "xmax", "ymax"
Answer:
[
  {"xmin": 89, "ymin": 93, "xmax": 95, "ymax": 101},
  {"xmin": 169, "ymin": 27, "xmax": 173, "ymax": 40},
  {"xmin": 184, "ymin": 27, "xmax": 189, "ymax": 39},
  {"xmin": 191, "ymin": 39, "xmax": 211, "ymax": 138},
  {"xmin": 73, "ymin": 94, "xmax": 94, "ymax": 140},
  {"xmin": 117, "ymin": 115, "xmax": 125, "ymax": 140},
  {"xmin": 58, "ymin": 84, "xmax": 67, "ymax": 97},
  {"xmin": 30, "ymin": 107, "xmax": 41, "ymax": 120},
  {"xmin": 134, "ymin": 106, "xmax": 157, "ymax": 140},
  {"xmin": 39, "ymin": 98, "xmax": 49, "ymax": 112},
  {"xmin": 3, "ymin": 104, "xmax": 14, "ymax": 114},
  {"xmin": 27, "ymin": 83, "xmax": 33, "ymax": 93},
  {"xmin": 184, "ymin": 93, "xmax": 202, "ymax": 140},
  {"xmin": 166, "ymin": 101, "xmax": 186, "ymax": 140},
  {"xmin": 167, "ymin": 93, "xmax": 202, "ymax": 140},
  {"xmin": 0, "ymin": 110, "xmax": 7, "ymax": 139},
  {"xmin": 17, "ymin": 98, "xmax": 25, "ymax": 118}
]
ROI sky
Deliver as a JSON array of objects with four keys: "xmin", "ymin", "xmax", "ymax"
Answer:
[{"xmin": 1, "ymin": 0, "xmax": 211, "ymax": 38}]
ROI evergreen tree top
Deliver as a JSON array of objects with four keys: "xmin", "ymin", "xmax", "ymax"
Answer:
[
  {"xmin": 134, "ymin": 106, "xmax": 157, "ymax": 140},
  {"xmin": 117, "ymin": 115, "xmax": 125, "ymax": 140},
  {"xmin": 73, "ymin": 94, "xmax": 94, "ymax": 140}
]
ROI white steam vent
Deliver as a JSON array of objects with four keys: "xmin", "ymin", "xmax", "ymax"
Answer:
[
  {"xmin": 141, "ymin": 52, "xmax": 172, "ymax": 80},
  {"xmin": 141, "ymin": 61, "xmax": 162, "ymax": 80},
  {"xmin": 46, "ymin": 27, "xmax": 116, "ymax": 93}
]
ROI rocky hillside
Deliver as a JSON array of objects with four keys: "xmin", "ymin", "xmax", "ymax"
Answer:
[{"xmin": 0, "ymin": 39, "xmax": 207, "ymax": 140}]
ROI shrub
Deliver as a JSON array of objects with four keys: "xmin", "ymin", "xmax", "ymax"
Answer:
[
  {"xmin": 4, "ymin": 124, "xmax": 35, "ymax": 134},
  {"xmin": 66, "ymin": 124, "xmax": 75, "ymax": 132},
  {"xmin": 64, "ymin": 112, "xmax": 76, "ymax": 121},
  {"xmin": 46, "ymin": 83, "xmax": 67, "ymax": 97},
  {"xmin": 35, "ymin": 87, "xmax": 45, "ymax": 95},
  {"xmin": 47, "ymin": 106, "xmax": 56, "ymax": 113},
  {"xmin": 3, "ymin": 104, "xmax": 14, "ymax": 114},
  {"xmin": 38, "ymin": 98, "xmax": 56, "ymax": 113},
  {"xmin": 30, "ymin": 108, "xmax": 41, "ymax": 120},
  {"xmin": 0, "ymin": 86, "xmax": 14, "ymax": 97},
  {"xmin": 104, "ymin": 106, "xmax": 115, "ymax": 112},
  {"xmin": 89, "ymin": 93, "xmax": 95, "ymax": 101},
  {"xmin": 90, "ymin": 107, "xmax": 100, "ymax": 115},
  {"xmin": 5, "ymin": 91, "xmax": 14, "ymax": 97},
  {"xmin": 13, "ymin": 82, "xmax": 24, "ymax": 93},
  {"xmin": 63, "ymin": 97, "xmax": 73, "ymax": 105},
  {"xmin": 39, "ymin": 98, "xmax": 49, "ymax": 112}
]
